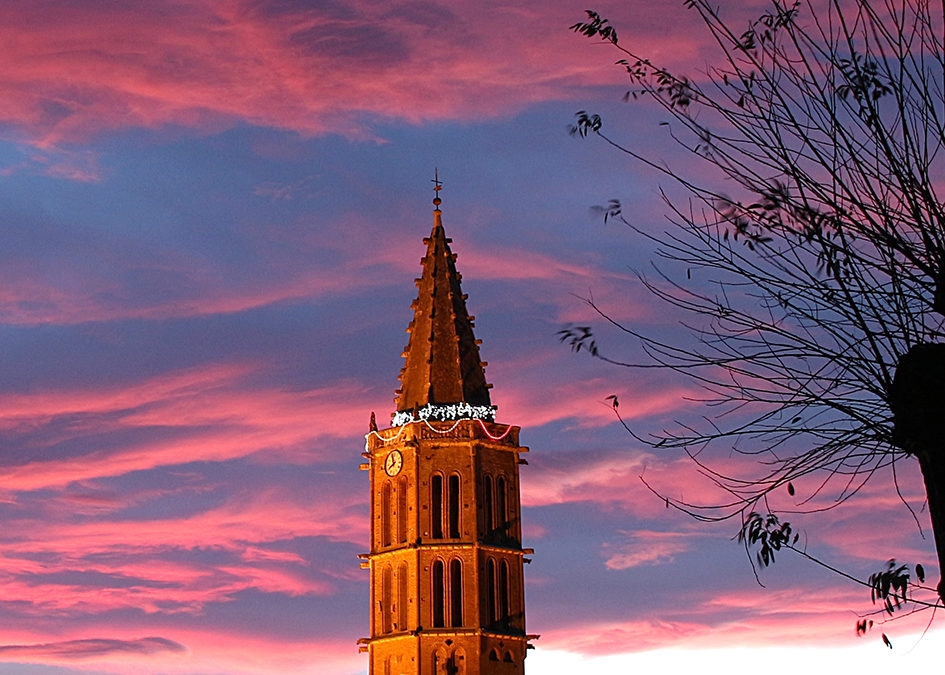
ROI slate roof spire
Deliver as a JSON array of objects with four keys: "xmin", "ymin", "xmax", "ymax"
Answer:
[{"xmin": 394, "ymin": 178, "xmax": 492, "ymax": 413}]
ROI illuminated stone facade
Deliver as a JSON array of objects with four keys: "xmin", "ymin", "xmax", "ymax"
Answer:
[{"xmin": 359, "ymin": 196, "xmax": 534, "ymax": 674}]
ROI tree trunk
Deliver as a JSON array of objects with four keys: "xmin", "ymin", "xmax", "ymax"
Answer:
[
  {"xmin": 915, "ymin": 450, "xmax": 945, "ymax": 605},
  {"xmin": 890, "ymin": 342, "xmax": 945, "ymax": 605}
]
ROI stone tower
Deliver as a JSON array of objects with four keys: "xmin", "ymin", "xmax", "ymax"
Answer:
[{"xmin": 359, "ymin": 183, "xmax": 535, "ymax": 674}]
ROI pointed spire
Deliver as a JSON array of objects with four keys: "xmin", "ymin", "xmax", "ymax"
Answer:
[{"xmin": 394, "ymin": 178, "xmax": 491, "ymax": 413}]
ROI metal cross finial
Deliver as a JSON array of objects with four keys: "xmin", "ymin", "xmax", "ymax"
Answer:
[{"xmin": 432, "ymin": 169, "xmax": 443, "ymax": 208}]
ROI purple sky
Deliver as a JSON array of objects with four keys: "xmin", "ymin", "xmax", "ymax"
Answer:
[{"xmin": 0, "ymin": 1, "xmax": 940, "ymax": 673}]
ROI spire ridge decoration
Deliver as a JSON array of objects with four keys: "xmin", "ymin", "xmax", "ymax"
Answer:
[{"xmin": 394, "ymin": 177, "xmax": 493, "ymax": 419}]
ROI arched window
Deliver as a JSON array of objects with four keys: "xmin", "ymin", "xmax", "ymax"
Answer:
[
  {"xmin": 507, "ymin": 481, "xmax": 518, "ymax": 541},
  {"xmin": 453, "ymin": 647, "xmax": 467, "ymax": 675},
  {"xmin": 433, "ymin": 646, "xmax": 448, "ymax": 675},
  {"xmin": 448, "ymin": 474, "xmax": 461, "ymax": 538},
  {"xmin": 397, "ymin": 562, "xmax": 408, "ymax": 631},
  {"xmin": 499, "ymin": 560, "xmax": 510, "ymax": 624},
  {"xmin": 496, "ymin": 476, "xmax": 507, "ymax": 538},
  {"xmin": 483, "ymin": 475, "xmax": 494, "ymax": 538},
  {"xmin": 503, "ymin": 650, "xmax": 514, "ymax": 663},
  {"xmin": 431, "ymin": 474, "xmax": 444, "ymax": 539},
  {"xmin": 488, "ymin": 648, "xmax": 500, "ymax": 661},
  {"xmin": 397, "ymin": 476, "xmax": 408, "ymax": 543},
  {"xmin": 433, "ymin": 646, "xmax": 464, "ymax": 675},
  {"xmin": 382, "ymin": 565, "xmax": 393, "ymax": 634},
  {"xmin": 381, "ymin": 481, "xmax": 392, "ymax": 547},
  {"xmin": 450, "ymin": 558, "xmax": 463, "ymax": 627},
  {"xmin": 432, "ymin": 560, "xmax": 445, "ymax": 627},
  {"xmin": 486, "ymin": 557, "xmax": 496, "ymax": 624}
]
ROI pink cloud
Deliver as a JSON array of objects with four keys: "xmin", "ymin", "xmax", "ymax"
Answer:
[
  {"xmin": 540, "ymin": 617, "xmax": 721, "ymax": 654},
  {"xmin": 0, "ymin": 625, "xmax": 364, "ymax": 675},
  {"xmin": 10, "ymin": 488, "xmax": 366, "ymax": 556},
  {"xmin": 522, "ymin": 449, "xmax": 719, "ymax": 516},
  {"xmin": 522, "ymin": 434, "xmax": 937, "ymax": 591},
  {"xmin": 0, "ymin": 204, "xmax": 590, "ymax": 328},
  {"xmin": 0, "ymin": 362, "xmax": 251, "ymax": 422},
  {"xmin": 0, "ymin": 637, "xmax": 185, "ymax": 659},
  {"xmin": 0, "ymin": 360, "xmax": 375, "ymax": 620},
  {"xmin": 459, "ymin": 246, "xmax": 628, "ymax": 284},
  {"xmin": 601, "ymin": 529, "xmax": 696, "ymax": 570},
  {"xmin": 241, "ymin": 546, "xmax": 306, "ymax": 564},
  {"xmin": 0, "ymin": 248, "xmax": 394, "ymax": 325},
  {"xmin": 0, "ymin": 485, "xmax": 363, "ymax": 615},
  {"xmin": 0, "ymin": 0, "xmax": 734, "ymax": 152},
  {"xmin": 148, "ymin": 630, "xmax": 363, "ymax": 675},
  {"xmin": 488, "ymin": 342, "xmax": 701, "ymax": 432},
  {"xmin": 0, "ymin": 362, "xmax": 377, "ymax": 493},
  {"xmin": 541, "ymin": 579, "xmax": 942, "ymax": 655},
  {"xmin": 0, "ymin": 1, "xmax": 588, "ymax": 146},
  {"xmin": 554, "ymin": 280, "xmax": 665, "ymax": 325},
  {"xmin": 780, "ymin": 468, "xmax": 933, "ymax": 571},
  {"xmin": 0, "ymin": 565, "xmax": 321, "ymax": 616}
]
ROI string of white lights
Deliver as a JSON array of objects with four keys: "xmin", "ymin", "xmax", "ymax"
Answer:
[
  {"xmin": 364, "ymin": 412, "xmax": 513, "ymax": 450},
  {"xmin": 391, "ymin": 402, "xmax": 496, "ymax": 427}
]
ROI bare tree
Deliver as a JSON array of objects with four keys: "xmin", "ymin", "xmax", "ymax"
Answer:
[{"xmin": 563, "ymin": 0, "xmax": 945, "ymax": 624}]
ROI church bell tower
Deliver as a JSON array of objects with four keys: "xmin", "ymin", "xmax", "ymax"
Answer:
[{"xmin": 359, "ymin": 179, "xmax": 536, "ymax": 674}]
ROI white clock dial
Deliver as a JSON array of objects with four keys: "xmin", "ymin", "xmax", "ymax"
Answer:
[{"xmin": 384, "ymin": 450, "xmax": 403, "ymax": 476}]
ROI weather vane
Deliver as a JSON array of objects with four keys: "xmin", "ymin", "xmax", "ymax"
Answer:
[{"xmin": 432, "ymin": 169, "xmax": 442, "ymax": 208}]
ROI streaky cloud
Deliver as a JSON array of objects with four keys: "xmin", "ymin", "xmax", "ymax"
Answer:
[{"xmin": 0, "ymin": 636, "xmax": 185, "ymax": 659}]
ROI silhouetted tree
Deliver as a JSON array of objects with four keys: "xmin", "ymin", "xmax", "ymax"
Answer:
[{"xmin": 565, "ymin": 0, "xmax": 945, "ymax": 625}]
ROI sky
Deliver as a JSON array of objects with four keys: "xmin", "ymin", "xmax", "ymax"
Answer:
[{"xmin": 0, "ymin": 1, "xmax": 941, "ymax": 673}]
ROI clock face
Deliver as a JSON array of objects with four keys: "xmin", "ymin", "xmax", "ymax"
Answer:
[{"xmin": 384, "ymin": 450, "xmax": 403, "ymax": 476}]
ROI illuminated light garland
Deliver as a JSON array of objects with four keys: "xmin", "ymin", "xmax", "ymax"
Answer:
[
  {"xmin": 365, "ymin": 407, "xmax": 512, "ymax": 450},
  {"xmin": 364, "ymin": 423, "xmax": 408, "ymax": 450},
  {"xmin": 421, "ymin": 418, "xmax": 464, "ymax": 434},
  {"xmin": 475, "ymin": 417, "xmax": 514, "ymax": 441},
  {"xmin": 391, "ymin": 403, "xmax": 496, "ymax": 427}
]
